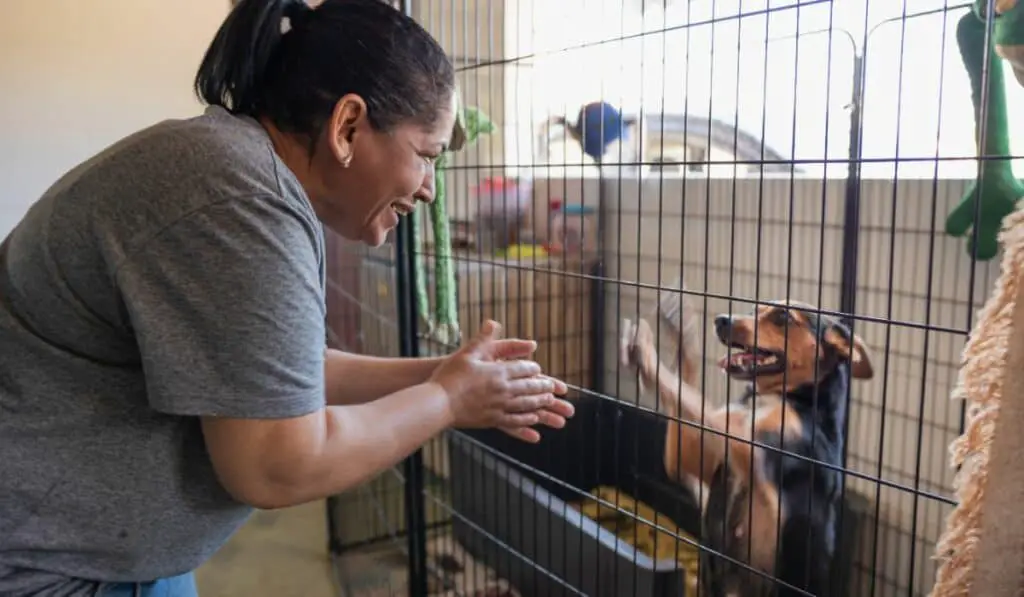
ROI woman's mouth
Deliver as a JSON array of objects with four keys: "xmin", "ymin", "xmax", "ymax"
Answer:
[{"xmin": 391, "ymin": 202, "xmax": 415, "ymax": 216}]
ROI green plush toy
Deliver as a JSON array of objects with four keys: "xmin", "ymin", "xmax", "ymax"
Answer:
[
  {"xmin": 948, "ymin": 0, "xmax": 1024, "ymax": 260},
  {"xmin": 412, "ymin": 94, "xmax": 495, "ymax": 348}
]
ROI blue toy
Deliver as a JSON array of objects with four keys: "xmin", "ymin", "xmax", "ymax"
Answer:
[{"xmin": 556, "ymin": 101, "xmax": 630, "ymax": 163}]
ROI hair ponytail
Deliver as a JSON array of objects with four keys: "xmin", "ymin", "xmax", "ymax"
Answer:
[
  {"xmin": 195, "ymin": 0, "xmax": 454, "ymax": 139},
  {"xmin": 194, "ymin": 0, "xmax": 306, "ymax": 114}
]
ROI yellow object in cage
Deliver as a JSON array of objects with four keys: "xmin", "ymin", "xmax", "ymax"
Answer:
[
  {"xmin": 494, "ymin": 243, "xmax": 548, "ymax": 259},
  {"xmin": 571, "ymin": 486, "xmax": 701, "ymax": 595}
]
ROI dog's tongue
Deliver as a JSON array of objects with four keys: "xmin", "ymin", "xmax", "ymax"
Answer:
[{"xmin": 718, "ymin": 351, "xmax": 755, "ymax": 370}]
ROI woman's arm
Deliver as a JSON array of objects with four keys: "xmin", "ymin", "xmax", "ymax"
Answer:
[
  {"xmin": 202, "ymin": 321, "xmax": 573, "ymax": 509},
  {"xmin": 324, "ymin": 349, "xmax": 443, "ymax": 405},
  {"xmin": 202, "ymin": 382, "xmax": 464, "ymax": 509}
]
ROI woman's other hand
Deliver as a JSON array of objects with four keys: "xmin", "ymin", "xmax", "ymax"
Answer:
[
  {"xmin": 499, "ymin": 380, "xmax": 572, "ymax": 443},
  {"xmin": 429, "ymin": 320, "xmax": 572, "ymax": 442}
]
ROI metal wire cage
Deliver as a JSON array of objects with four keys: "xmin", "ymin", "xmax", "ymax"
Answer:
[{"xmin": 325, "ymin": 0, "xmax": 1019, "ymax": 595}]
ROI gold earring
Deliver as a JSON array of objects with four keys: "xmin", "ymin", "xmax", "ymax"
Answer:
[{"xmin": 342, "ymin": 154, "xmax": 352, "ymax": 168}]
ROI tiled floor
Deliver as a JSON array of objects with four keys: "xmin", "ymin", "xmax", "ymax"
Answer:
[{"xmin": 194, "ymin": 501, "xmax": 338, "ymax": 597}]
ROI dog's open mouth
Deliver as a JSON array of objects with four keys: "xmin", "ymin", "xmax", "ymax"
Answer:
[{"xmin": 717, "ymin": 342, "xmax": 786, "ymax": 379}]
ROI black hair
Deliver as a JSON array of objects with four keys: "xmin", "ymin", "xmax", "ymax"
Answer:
[{"xmin": 195, "ymin": 0, "xmax": 454, "ymax": 137}]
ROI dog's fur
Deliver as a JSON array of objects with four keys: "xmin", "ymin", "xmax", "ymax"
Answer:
[{"xmin": 621, "ymin": 295, "xmax": 873, "ymax": 597}]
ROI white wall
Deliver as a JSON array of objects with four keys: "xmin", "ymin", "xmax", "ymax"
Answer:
[{"xmin": 0, "ymin": 0, "xmax": 229, "ymax": 237}]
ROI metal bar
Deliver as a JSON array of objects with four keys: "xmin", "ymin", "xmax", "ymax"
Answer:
[
  {"xmin": 396, "ymin": 4, "xmax": 428, "ymax": 592},
  {"xmin": 395, "ymin": 207, "xmax": 429, "ymax": 597},
  {"xmin": 326, "ymin": 497, "xmax": 342, "ymax": 555},
  {"xmin": 837, "ymin": 54, "xmax": 866, "ymax": 540},
  {"xmin": 839, "ymin": 52, "xmax": 865, "ymax": 330}
]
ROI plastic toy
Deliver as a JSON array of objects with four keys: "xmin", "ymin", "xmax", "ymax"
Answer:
[
  {"xmin": 556, "ymin": 101, "xmax": 629, "ymax": 163},
  {"xmin": 947, "ymin": 0, "xmax": 1024, "ymax": 260},
  {"xmin": 473, "ymin": 176, "xmax": 532, "ymax": 254}
]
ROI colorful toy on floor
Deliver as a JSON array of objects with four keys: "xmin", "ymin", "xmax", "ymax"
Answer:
[
  {"xmin": 412, "ymin": 93, "xmax": 495, "ymax": 347},
  {"xmin": 473, "ymin": 176, "xmax": 532, "ymax": 255},
  {"xmin": 572, "ymin": 486, "xmax": 700, "ymax": 595},
  {"xmin": 495, "ymin": 244, "xmax": 548, "ymax": 260},
  {"xmin": 947, "ymin": 0, "xmax": 1024, "ymax": 260}
]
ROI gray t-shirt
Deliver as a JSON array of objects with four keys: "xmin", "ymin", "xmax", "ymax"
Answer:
[{"xmin": 0, "ymin": 106, "xmax": 327, "ymax": 596}]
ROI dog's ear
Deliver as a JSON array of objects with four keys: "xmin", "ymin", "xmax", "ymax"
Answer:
[{"xmin": 824, "ymin": 322, "xmax": 874, "ymax": 380}]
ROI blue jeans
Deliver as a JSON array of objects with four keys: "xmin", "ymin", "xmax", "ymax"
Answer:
[{"xmin": 95, "ymin": 572, "xmax": 198, "ymax": 597}]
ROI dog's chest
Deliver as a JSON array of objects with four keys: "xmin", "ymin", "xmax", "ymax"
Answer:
[
  {"xmin": 700, "ymin": 394, "xmax": 804, "ymax": 596},
  {"xmin": 748, "ymin": 392, "xmax": 781, "ymax": 416},
  {"xmin": 734, "ymin": 393, "xmax": 791, "ymax": 435},
  {"xmin": 701, "ymin": 469, "xmax": 782, "ymax": 597}
]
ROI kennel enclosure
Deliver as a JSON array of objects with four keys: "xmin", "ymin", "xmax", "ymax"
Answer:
[{"xmin": 324, "ymin": 0, "xmax": 1015, "ymax": 595}]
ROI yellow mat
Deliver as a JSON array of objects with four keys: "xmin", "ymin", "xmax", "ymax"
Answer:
[{"xmin": 571, "ymin": 485, "xmax": 700, "ymax": 595}]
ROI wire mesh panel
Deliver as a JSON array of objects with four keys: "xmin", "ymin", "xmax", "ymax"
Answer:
[
  {"xmin": 324, "ymin": 0, "xmax": 1022, "ymax": 595},
  {"xmin": 324, "ymin": 238, "xmax": 405, "ymax": 575},
  {"xmin": 324, "ymin": 234, "xmax": 454, "ymax": 596},
  {"xmin": 410, "ymin": 1, "xmax": 603, "ymax": 594}
]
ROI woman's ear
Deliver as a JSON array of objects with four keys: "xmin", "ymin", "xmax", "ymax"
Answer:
[
  {"xmin": 326, "ymin": 94, "xmax": 368, "ymax": 167},
  {"xmin": 824, "ymin": 324, "xmax": 875, "ymax": 380}
]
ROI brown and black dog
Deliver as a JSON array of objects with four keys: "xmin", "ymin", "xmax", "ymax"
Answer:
[{"xmin": 622, "ymin": 294, "xmax": 873, "ymax": 597}]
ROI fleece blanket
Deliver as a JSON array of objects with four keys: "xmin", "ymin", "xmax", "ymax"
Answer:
[{"xmin": 931, "ymin": 205, "xmax": 1024, "ymax": 597}]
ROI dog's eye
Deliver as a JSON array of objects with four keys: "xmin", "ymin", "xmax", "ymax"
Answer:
[{"xmin": 771, "ymin": 309, "xmax": 792, "ymax": 326}]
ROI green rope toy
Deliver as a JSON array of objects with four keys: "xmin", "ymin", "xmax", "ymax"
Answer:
[
  {"xmin": 412, "ymin": 95, "xmax": 495, "ymax": 348},
  {"xmin": 948, "ymin": 0, "xmax": 1024, "ymax": 260}
]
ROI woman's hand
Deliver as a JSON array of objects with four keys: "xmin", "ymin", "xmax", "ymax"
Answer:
[{"xmin": 429, "ymin": 320, "xmax": 572, "ymax": 443}]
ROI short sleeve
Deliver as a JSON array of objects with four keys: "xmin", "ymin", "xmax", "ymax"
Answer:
[{"xmin": 116, "ymin": 195, "xmax": 326, "ymax": 419}]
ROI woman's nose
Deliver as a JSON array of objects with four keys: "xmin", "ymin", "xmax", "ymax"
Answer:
[
  {"xmin": 414, "ymin": 186, "xmax": 434, "ymax": 204},
  {"xmin": 415, "ymin": 176, "xmax": 435, "ymax": 204}
]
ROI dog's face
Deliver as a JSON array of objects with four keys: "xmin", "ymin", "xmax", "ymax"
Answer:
[{"xmin": 714, "ymin": 300, "xmax": 873, "ymax": 393}]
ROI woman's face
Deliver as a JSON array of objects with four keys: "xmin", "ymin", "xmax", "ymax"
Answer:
[{"xmin": 307, "ymin": 94, "xmax": 457, "ymax": 247}]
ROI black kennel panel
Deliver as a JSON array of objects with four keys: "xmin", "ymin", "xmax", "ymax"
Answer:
[
  {"xmin": 447, "ymin": 395, "xmax": 868, "ymax": 597},
  {"xmin": 449, "ymin": 395, "xmax": 700, "ymax": 597}
]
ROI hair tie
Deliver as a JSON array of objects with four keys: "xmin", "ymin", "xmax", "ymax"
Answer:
[{"xmin": 283, "ymin": 0, "xmax": 313, "ymax": 31}]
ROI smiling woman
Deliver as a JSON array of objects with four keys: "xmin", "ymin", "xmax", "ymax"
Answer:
[
  {"xmin": 0, "ymin": 1, "xmax": 570, "ymax": 596},
  {"xmin": 197, "ymin": 0, "xmax": 456, "ymax": 247}
]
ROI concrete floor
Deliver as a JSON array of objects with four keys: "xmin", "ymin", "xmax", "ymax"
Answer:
[
  {"xmin": 194, "ymin": 501, "xmax": 338, "ymax": 597},
  {"xmin": 192, "ymin": 498, "xmax": 510, "ymax": 597}
]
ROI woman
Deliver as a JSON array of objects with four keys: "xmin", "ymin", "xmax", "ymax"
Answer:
[{"xmin": 0, "ymin": 1, "xmax": 573, "ymax": 595}]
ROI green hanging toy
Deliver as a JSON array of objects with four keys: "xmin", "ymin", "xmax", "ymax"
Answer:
[
  {"xmin": 412, "ymin": 93, "xmax": 495, "ymax": 347},
  {"xmin": 948, "ymin": 0, "xmax": 1024, "ymax": 261}
]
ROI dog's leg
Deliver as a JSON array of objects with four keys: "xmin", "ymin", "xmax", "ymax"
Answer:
[
  {"xmin": 622, "ymin": 318, "xmax": 753, "ymax": 485},
  {"xmin": 653, "ymin": 282, "xmax": 709, "ymax": 505},
  {"xmin": 655, "ymin": 279, "xmax": 700, "ymax": 387},
  {"xmin": 620, "ymin": 316, "xmax": 682, "ymax": 412}
]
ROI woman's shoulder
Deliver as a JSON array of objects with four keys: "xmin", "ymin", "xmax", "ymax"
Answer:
[
  {"xmin": 28, "ymin": 106, "xmax": 316, "ymax": 269},
  {"xmin": 145, "ymin": 105, "xmax": 302, "ymax": 202}
]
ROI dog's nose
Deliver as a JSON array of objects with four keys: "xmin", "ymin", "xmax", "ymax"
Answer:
[{"xmin": 714, "ymin": 315, "xmax": 732, "ymax": 336}]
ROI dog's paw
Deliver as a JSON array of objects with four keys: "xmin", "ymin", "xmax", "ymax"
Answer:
[
  {"xmin": 620, "ymin": 318, "xmax": 639, "ymax": 368},
  {"xmin": 620, "ymin": 317, "xmax": 658, "ymax": 380}
]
